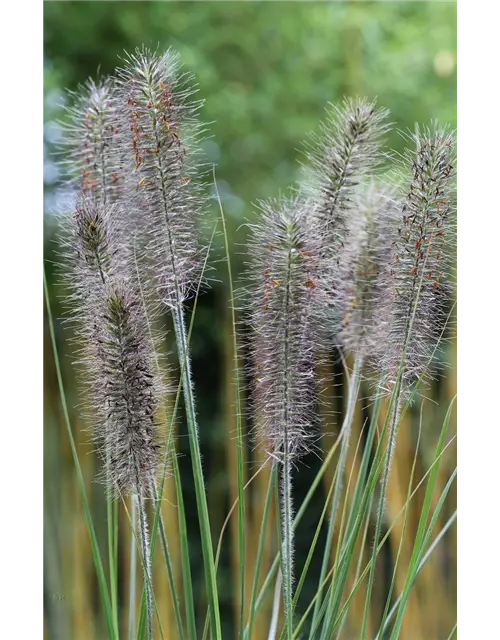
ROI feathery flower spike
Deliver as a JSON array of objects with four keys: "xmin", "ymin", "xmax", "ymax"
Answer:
[
  {"xmin": 61, "ymin": 77, "xmax": 122, "ymax": 204},
  {"xmin": 247, "ymin": 196, "xmax": 329, "ymax": 632},
  {"xmin": 336, "ymin": 182, "xmax": 399, "ymax": 360},
  {"xmin": 114, "ymin": 46, "xmax": 205, "ymax": 307},
  {"xmin": 303, "ymin": 97, "xmax": 390, "ymax": 259},
  {"xmin": 373, "ymin": 124, "xmax": 456, "ymax": 394}
]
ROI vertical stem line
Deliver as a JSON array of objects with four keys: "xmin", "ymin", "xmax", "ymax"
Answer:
[
  {"xmin": 268, "ymin": 569, "xmax": 283, "ymax": 640},
  {"xmin": 129, "ymin": 493, "xmax": 138, "ymax": 640},
  {"xmin": 141, "ymin": 70, "xmax": 221, "ymax": 634},
  {"xmin": 136, "ymin": 485, "xmax": 153, "ymax": 640},
  {"xmin": 214, "ymin": 171, "xmax": 246, "ymax": 639},
  {"xmin": 280, "ymin": 246, "xmax": 294, "ymax": 640},
  {"xmin": 315, "ymin": 357, "xmax": 362, "ymax": 638},
  {"xmin": 172, "ymin": 304, "xmax": 222, "ymax": 639}
]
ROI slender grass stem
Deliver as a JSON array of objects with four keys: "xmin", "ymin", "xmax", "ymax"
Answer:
[
  {"xmin": 360, "ymin": 383, "xmax": 402, "ymax": 638},
  {"xmin": 172, "ymin": 303, "xmax": 222, "ymax": 639},
  {"xmin": 213, "ymin": 169, "xmax": 246, "ymax": 639},
  {"xmin": 268, "ymin": 570, "xmax": 283, "ymax": 640},
  {"xmin": 311, "ymin": 357, "xmax": 362, "ymax": 636},
  {"xmin": 378, "ymin": 509, "xmax": 457, "ymax": 638},
  {"xmin": 107, "ymin": 459, "xmax": 119, "ymax": 635},
  {"xmin": 245, "ymin": 465, "xmax": 276, "ymax": 640},
  {"xmin": 135, "ymin": 485, "xmax": 153, "ymax": 640},
  {"xmin": 129, "ymin": 493, "xmax": 138, "ymax": 640}
]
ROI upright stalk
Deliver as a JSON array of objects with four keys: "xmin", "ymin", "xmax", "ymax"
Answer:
[
  {"xmin": 129, "ymin": 493, "xmax": 138, "ymax": 640},
  {"xmin": 312, "ymin": 356, "xmax": 362, "ymax": 637},
  {"xmin": 172, "ymin": 303, "xmax": 222, "ymax": 638},
  {"xmin": 280, "ymin": 246, "xmax": 294, "ymax": 640},
  {"xmin": 136, "ymin": 484, "xmax": 153, "ymax": 640},
  {"xmin": 268, "ymin": 569, "xmax": 283, "ymax": 640}
]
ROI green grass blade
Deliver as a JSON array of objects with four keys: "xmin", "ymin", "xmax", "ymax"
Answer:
[
  {"xmin": 325, "ymin": 434, "xmax": 456, "ymax": 636},
  {"xmin": 44, "ymin": 268, "xmax": 116, "ymax": 640},
  {"xmin": 388, "ymin": 398, "xmax": 455, "ymax": 639},
  {"xmin": 309, "ymin": 358, "xmax": 362, "ymax": 636},
  {"xmin": 129, "ymin": 494, "xmax": 138, "ymax": 640},
  {"xmin": 245, "ymin": 465, "xmax": 277, "ymax": 640},
  {"xmin": 107, "ymin": 461, "xmax": 119, "ymax": 635},
  {"xmin": 213, "ymin": 168, "xmax": 246, "ymax": 639},
  {"xmin": 377, "ymin": 405, "xmax": 423, "ymax": 636},
  {"xmin": 379, "ymin": 507, "xmax": 457, "ymax": 638},
  {"xmin": 243, "ymin": 421, "xmax": 346, "ymax": 635}
]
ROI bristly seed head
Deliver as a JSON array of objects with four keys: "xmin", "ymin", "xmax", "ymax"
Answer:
[
  {"xmin": 114, "ymin": 46, "xmax": 206, "ymax": 308},
  {"xmin": 302, "ymin": 97, "xmax": 390, "ymax": 259},
  {"xmin": 61, "ymin": 77, "xmax": 122, "ymax": 204},
  {"xmin": 371, "ymin": 124, "xmax": 456, "ymax": 393},
  {"xmin": 335, "ymin": 182, "xmax": 399, "ymax": 360},
  {"xmin": 92, "ymin": 282, "xmax": 163, "ymax": 497},
  {"xmin": 59, "ymin": 194, "xmax": 164, "ymax": 498},
  {"xmin": 247, "ymin": 196, "xmax": 329, "ymax": 462}
]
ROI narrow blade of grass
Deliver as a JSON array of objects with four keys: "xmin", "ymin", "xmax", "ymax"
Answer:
[
  {"xmin": 44, "ymin": 268, "xmax": 116, "ymax": 640},
  {"xmin": 213, "ymin": 168, "xmax": 246, "ymax": 639}
]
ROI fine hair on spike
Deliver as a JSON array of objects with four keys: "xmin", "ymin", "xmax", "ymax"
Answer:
[
  {"xmin": 58, "ymin": 194, "xmax": 165, "ymax": 498},
  {"xmin": 60, "ymin": 77, "xmax": 122, "ymax": 205},
  {"xmin": 372, "ymin": 124, "xmax": 456, "ymax": 394},
  {"xmin": 246, "ymin": 194, "xmax": 330, "ymax": 627},
  {"xmin": 335, "ymin": 181, "xmax": 400, "ymax": 361},
  {"xmin": 92, "ymin": 281, "xmax": 163, "ymax": 498},
  {"xmin": 302, "ymin": 97, "xmax": 391, "ymax": 259},
  {"xmin": 247, "ymin": 196, "xmax": 330, "ymax": 462},
  {"xmin": 113, "ymin": 46, "xmax": 206, "ymax": 308}
]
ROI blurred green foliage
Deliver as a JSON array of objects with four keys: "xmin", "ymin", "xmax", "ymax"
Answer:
[
  {"xmin": 44, "ymin": 0, "xmax": 456, "ymax": 251},
  {"xmin": 44, "ymin": 3, "xmax": 456, "ymax": 638}
]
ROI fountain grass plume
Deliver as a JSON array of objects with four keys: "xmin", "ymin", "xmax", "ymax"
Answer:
[
  {"xmin": 114, "ymin": 46, "xmax": 206, "ymax": 308},
  {"xmin": 335, "ymin": 181, "xmax": 400, "ymax": 361},
  {"xmin": 58, "ymin": 196, "xmax": 165, "ymax": 498},
  {"xmin": 113, "ymin": 46, "xmax": 222, "ymax": 635},
  {"xmin": 61, "ymin": 77, "xmax": 122, "ymax": 204},
  {"xmin": 372, "ymin": 124, "xmax": 456, "ymax": 395},
  {"xmin": 246, "ymin": 195, "xmax": 330, "ymax": 636},
  {"xmin": 302, "ymin": 97, "xmax": 390, "ymax": 260}
]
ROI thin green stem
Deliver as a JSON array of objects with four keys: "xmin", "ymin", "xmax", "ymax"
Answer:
[
  {"xmin": 213, "ymin": 168, "xmax": 246, "ymax": 639},
  {"xmin": 360, "ymin": 385, "xmax": 402, "ymax": 639},
  {"xmin": 107, "ymin": 462, "xmax": 119, "ymax": 635},
  {"xmin": 172, "ymin": 304, "xmax": 221, "ymax": 639},
  {"xmin": 136, "ymin": 486, "xmax": 153, "ymax": 640},
  {"xmin": 268, "ymin": 569, "xmax": 283, "ymax": 640},
  {"xmin": 129, "ymin": 494, "xmax": 138, "ymax": 640},
  {"xmin": 311, "ymin": 357, "xmax": 362, "ymax": 637},
  {"xmin": 245, "ymin": 465, "xmax": 277, "ymax": 640},
  {"xmin": 44, "ymin": 268, "xmax": 116, "ymax": 640}
]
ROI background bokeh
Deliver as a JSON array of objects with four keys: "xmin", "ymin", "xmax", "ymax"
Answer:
[{"xmin": 43, "ymin": 2, "xmax": 457, "ymax": 639}]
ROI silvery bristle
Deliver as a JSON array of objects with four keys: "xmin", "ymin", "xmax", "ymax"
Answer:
[
  {"xmin": 114, "ymin": 46, "xmax": 206, "ymax": 308},
  {"xmin": 372, "ymin": 124, "xmax": 456, "ymax": 394},
  {"xmin": 90, "ymin": 282, "xmax": 163, "ymax": 497},
  {"xmin": 59, "ymin": 195, "xmax": 165, "ymax": 497},
  {"xmin": 247, "ymin": 196, "xmax": 330, "ymax": 461},
  {"xmin": 61, "ymin": 77, "xmax": 122, "ymax": 205},
  {"xmin": 335, "ymin": 182, "xmax": 400, "ymax": 360},
  {"xmin": 302, "ymin": 97, "xmax": 390, "ymax": 259}
]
